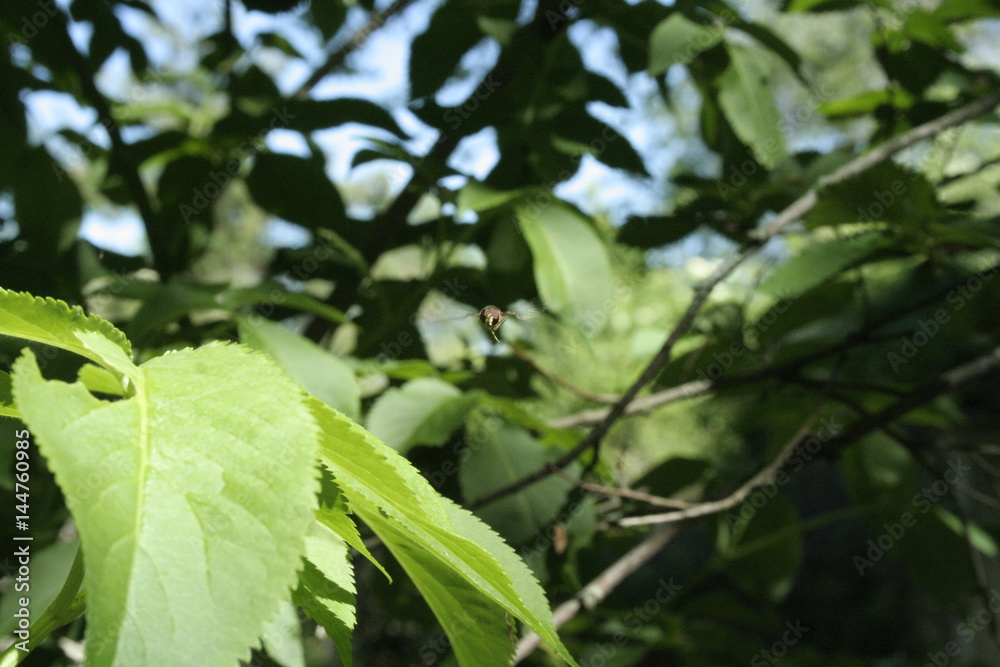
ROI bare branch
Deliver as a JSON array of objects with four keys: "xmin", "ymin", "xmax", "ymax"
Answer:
[
  {"xmin": 551, "ymin": 467, "xmax": 696, "ymax": 509},
  {"xmin": 617, "ymin": 346, "xmax": 1000, "ymax": 527},
  {"xmin": 294, "ymin": 0, "xmax": 415, "ymax": 99},
  {"xmin": 618, "ymin": 401, "xmax": 826, "ymax": 527},
  {"xmin": 512, "ymin": 524, "xmax": 681, "ymax": 664}
]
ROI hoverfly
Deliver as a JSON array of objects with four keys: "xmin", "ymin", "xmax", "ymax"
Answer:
[{"xmin": 426, "ymin": 301, "xmax": 546, "ymax": 343}]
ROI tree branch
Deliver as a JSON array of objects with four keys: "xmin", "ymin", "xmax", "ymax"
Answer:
[
  {"xmin": 53, "ymin": 9, "xmax": 174, "ymax": 278},
  {"xmin": 294, "ymin": 0, "xmax": 415, "ymax": 99},
  {"xmin": 616, "ymin": 345, "xmax": 1000, "ymax": 527},
  {"xmin": 549, "ymin": 259, "xmax": 1000, "ymax": 429},
  {"xmin": 617, "ymin": 400, "xmax": 826, "ymax": 527},
  {"xmin": 512, "ymin": 523, "xmax": 681, "ymax": 664},
  {"xmin": 470, "ymin": 91, "xmax": 1000, "ymax": 509}
]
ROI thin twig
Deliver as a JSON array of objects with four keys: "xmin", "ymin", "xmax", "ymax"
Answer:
[
  {"xmin": 550, "ymin": 259, "xmax": 1000, "ymax": 429},
  {"xmin": 512, "ymin": 524, "xmax": 681, "ymax": 664},
  {"xmin": 470, "ymin": 92, "xmax": 1000, "ymax": 509},
  {"xmin": 294, "ymin": 0, "xmax": 415, "ymax": 99},
  {"xmin": 511, "ymin": 346, "xmax": 619, "ymax": 404},
  {"xmin": 551, "ymin": 466, "xmax": 696, "ymax": 509},
  {"xmin": 617, "ymin": 346, "xmax": 1000, "ymax": 526},
  {"xmin": 617, "ymin": 401, "xmax": 827, "ymax": 527}
]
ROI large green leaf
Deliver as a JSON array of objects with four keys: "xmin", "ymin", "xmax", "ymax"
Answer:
[
  {"xmin": 515, "ymin": 203, "xmax": 614, "ymax": 324},
  {"xmin": 0, "ymin": 288, "xmax": 130, "ymax": 369},
  {"xmin": 12, "ymin": 341, "xmax": 319, "ymax": 666},
  {"xmin": 366, "ymin": 378, "xmax": 477, "ymax": 454},
  {"xmin": 718, "ymin": 44, "xmax": 786, "ymax": 169},
  {"xmin": 309, "ymin": 397, "xmax": 579, "ymax": 666},
  {"xmin": 239, "ymin": 315, "xmax": 360, "ymax": 419}
]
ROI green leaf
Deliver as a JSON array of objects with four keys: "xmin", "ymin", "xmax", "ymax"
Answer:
[
  {"xmin": 293, "ymin": 518, "xmax": 357, "ymax": 667},
  {"xmin": 260, "ymin": 600, "xmax": 305, "ymax": 667},
  {"xmin": 409, "ymin": 0, "xmax": 482, "ymax": 100},
  {"xmin": 516, "ymin": 203, "xmax": 614, "ymax": 324},
  {"xmin": 125, "ymin": 279, "xmax": 223, "ymax": 346},
  {"xmin": 819, "ymin": 89, "xmax": 915, "ymax": 118},
  {"xmin": 0, "ymin": 287, "xmax": 131, "ymax": 369},
  {"xmin": 11, "ymin": 342, "xmax": 319, "ymax": 666},
  {"xmin": 309, "ymin": 398, "xmax": 579, "ymax": 666},
  {"xmin": 842, "ymin": 435, "xmax": 977, "ymax": 601},
  {"xmin": 239, "ymin": 315, "xmax": 361, "ymax": 419},
  {"xmin": 246, "ymin": 153, "xmax": 346, "ymax": 228},
  {"xmin": 0, "ymin": 370, "xmax": 14, "ymax": 418},
  {"xmin": 220, "ymin": 283, "xmax": 348, "ymax": 325},
  {"xmin": 718, "ymin": 44, "xmax": 786, "ymax": 169},
  {"xmin": 366, "ymin": 378, "xmax": 477, "ymax": 454},
  {"xmin": 808, "ymin": 162, "xmax": 942, "ymax": 229},
  {"xmin": 649, "ymin": 13, "xmax": 723, "ymax": 75},
  {"xmin": 457, "ymin": 183, "xmax": 523, "ymax": 215},
  {"xmin": 759, "ymin": 228, "xmax": 896, "ymax": 298},
  {"xmin": 284, "ymin": 98, "xmax": 407, "ymax": 137},
  {"xmin": 717, "ymin": 492, "xmax": 802, "ymax": 601},
  {"xmin": 459, "ymin": 412, "xmax": 574, "ymax": 546}
]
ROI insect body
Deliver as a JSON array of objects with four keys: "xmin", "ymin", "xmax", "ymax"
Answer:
[
  {"xmin": 476, "ymin": 304, "xmax": 544, "ymax": 342},
  {"xmin": 422, "ymin": 301, "xmax": 545, "ymax": 343},
  {"xmin": 477, "ymin": 306, "xmax": 507, "ymax": 342}
]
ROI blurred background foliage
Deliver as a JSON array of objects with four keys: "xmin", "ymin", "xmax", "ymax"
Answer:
[{"xmin": 2, "ymin": 0, "xmax": 1000, "ymax": 664}]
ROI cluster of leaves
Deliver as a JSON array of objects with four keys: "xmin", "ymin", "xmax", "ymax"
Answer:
[{"xmin": 2, "ymin": 0, "xmax": 1000, "ymax": 665}]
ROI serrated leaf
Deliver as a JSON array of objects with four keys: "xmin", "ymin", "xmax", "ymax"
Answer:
[
  {"xmin": 11, "ymin": 342, "xmax": 319, "ymax": 666},
  {"xmin": 718, "ymin": 44, "xmax": 785, "ymax": 169},
  {"xmin": 516, "ymin": 203, "xmax": 613, "ymax": 324},
  {"xmin": 366, "ymin": 378, "xmax": 475, "ymax": 454},
  {"xmin": 759, "ymin": 229, "xmax": 895, "ymax": 298},
  {"xmin": 0, "ymin": 287, "xmax": 131, "ymax": 368},
  {"xmin": 309, "ymin": 397, "xmax": 579, "ymax": 666},
  {"xmin": 294, "ymin": 518, "xmax": 357, "ymax": 667},
  {"xmin": 239, "ymin": 316, "xmax": 360, "ymax": 419},
  {"xmin": 649, "ymin": 13, "xmax": 723, "ymax": 75}
]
